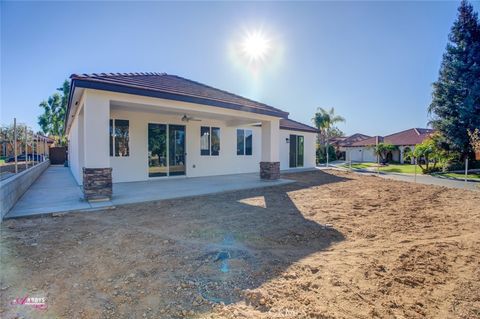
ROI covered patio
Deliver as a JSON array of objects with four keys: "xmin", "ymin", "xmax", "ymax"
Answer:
[{"xmin": 5, "ymin": 165, "xmax": 294, "ymax": 219}]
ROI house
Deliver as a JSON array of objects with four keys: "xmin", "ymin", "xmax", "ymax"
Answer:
[
  {"xmin": 65, "ymin": 73, "xmax": 319, "ymax": 200},
  {"xmin": 330, "ymin": 133, "xmax": 370, "ymax": 160},
  {"xmin": 343, "ymin": 128, "xmax": 434, "ymax": 163}
]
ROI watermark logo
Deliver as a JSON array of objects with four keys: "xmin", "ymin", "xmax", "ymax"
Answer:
[{"xmin": 10, "ymin": 295, "xmax": 47, "ymax": 310}]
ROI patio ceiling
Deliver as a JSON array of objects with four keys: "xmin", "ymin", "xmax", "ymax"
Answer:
[{"xmin": 110, "ymin": 100, "xmax": 265, "ymax": 127}]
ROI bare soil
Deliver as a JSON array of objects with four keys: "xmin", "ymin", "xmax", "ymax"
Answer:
[{"xmin": 1, "ymin": 170, "xmax": 479, "ymax": 319}]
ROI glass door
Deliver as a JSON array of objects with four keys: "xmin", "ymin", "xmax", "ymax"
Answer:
[
  {"xmin": 168, "ymin": 125, "xmax": 186, "ymax": 176},
  {"xmin": 148, "ymin": 124, "xmax": 167, "ymax": 177},
  {"xmin": 289, "ymin": 134, "xmax": 297, "ymax": 168},
  {"xmin": 297, "ymin": 136, "xmax": 304, "ymax": 167},
  {"xmin": 289, "ymin": 134, "xmax": 304, "ymax": 168}
]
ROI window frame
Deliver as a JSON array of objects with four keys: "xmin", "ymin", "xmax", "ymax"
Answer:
[
  {"xmin": 200, "ymin": 126, "xmax": 220, "ymax": 156},
  {"xmin": 110, "ymin": 118, "xmax": 130, "ymax": 157},
  {"xmin": 236, "ymin": 129, "xmax": 253, "ymax": 156}
]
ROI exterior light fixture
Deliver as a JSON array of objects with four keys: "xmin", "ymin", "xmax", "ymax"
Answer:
[{"xmin": 286, "ymin": 138, "xmax": 289, "ymax": 143}]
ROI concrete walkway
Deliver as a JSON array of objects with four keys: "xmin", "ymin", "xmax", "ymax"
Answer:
[{"xmin": 5, "ymin": 166, "xmax": 294, "ymax": 219}]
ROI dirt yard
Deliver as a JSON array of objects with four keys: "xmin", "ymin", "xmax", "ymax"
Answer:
[{"xmin": 1, "ymin": 170, "xmax": 479, "ymax": 319}]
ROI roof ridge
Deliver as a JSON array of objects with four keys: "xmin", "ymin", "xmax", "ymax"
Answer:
[
  {"xmin": 70, "ymin": 72, "xmax": 167, "ymax": 78},
  {"xmin": 384, "ymin": 128, "xmax": 417, "ymax": 138}
]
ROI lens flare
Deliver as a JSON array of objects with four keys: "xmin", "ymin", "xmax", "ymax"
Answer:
[{"xmin": 241, "ymin": 30, "xmax": 270, "ymax": 62}]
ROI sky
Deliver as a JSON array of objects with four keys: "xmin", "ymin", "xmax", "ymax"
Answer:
[{"xmin": 1, "ymin": 1, "xmax": 477, "ymax": 136}]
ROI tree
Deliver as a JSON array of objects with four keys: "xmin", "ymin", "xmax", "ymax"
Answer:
[
  {"xmin": 38, "ymin": 80, "xmax": 70, "ymax": 145},
  {"xmin": 316, "ymin": 144, "xmax": 336, "ymax": 164},
  {"xmin": 428, "ymin": 0, "xmax": 480, "ymax": 159},
  {"xmin": 412, "ymin": 133, "xmax": 455, "ymax": 173},
  {"xmin": 372, "ymin": 143, "xmax": 397, "ymax": 163},
  {"xmin": 0, "ymin": 123, "xmax": 31, "ymax": 156},
  {"xmin": 468, "ymin": 128, "xmax": 480, "ymax": 158},
  {"xmin": 312, "ymin": 107, "xmax": 345, "ymax": 166}
]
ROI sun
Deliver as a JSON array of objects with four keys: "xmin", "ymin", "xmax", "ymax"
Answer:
[{"xmin": 241, "ymin": 30, "xmax": 270, "ymax": 62}]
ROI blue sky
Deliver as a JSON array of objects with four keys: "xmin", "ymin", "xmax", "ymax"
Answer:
[{"xmin": 1, "ymin": 1, "xmax": 475, "ymax": 136}]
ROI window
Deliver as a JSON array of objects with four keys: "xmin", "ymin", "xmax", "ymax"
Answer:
[
  {"xmin": 110, "ymin": 119, "xmax": 129, "ymax": 157},
  {"xmin": 237, "ymin": 129, "xmax": 252, "ymax": 156},
  {"xmin": 200, "ymin": 127, "xmax": 210, "ymax": 156},
  {"xmin": 211, "ymin": 127, "xmax": 220, "ymax": 156},
  {"xmin": 200, "ymin": 126, "xmax": 220, "ymax": 156}
]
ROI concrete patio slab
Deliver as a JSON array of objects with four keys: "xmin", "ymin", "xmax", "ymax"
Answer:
[{"xmin": 5, "ymin": 165, "xmax": 294, "ymax": 219}]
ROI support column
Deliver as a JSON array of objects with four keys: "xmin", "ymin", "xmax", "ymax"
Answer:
[
  {"xmin": 399, "ymin": 146, "xmax": 404, "ymax": 164},
  {"xmin": 260, "ymin": 119, "xmax": 280, "ymax": 180},
  {"xmin": 82, "ymin": 91, "xmax": 112, "ymax": 200}
]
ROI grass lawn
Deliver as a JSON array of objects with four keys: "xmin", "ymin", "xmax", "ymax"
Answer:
[
  {"xmin": 341, "ymin": 162, "xmax": 422, "ymax": 174},
  {"xmin": 379, "ymin": 164, "xmax": 420, "ymax": 174},
  {"xmin": 339, "ymin": 162, "xmax": 375, "ymax": 170},
  {"xmin": 437, "ymin": 172, "xmax": 480, "ymax": 181}
]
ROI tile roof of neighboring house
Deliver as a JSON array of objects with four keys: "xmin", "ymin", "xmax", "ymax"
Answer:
[
  {"xmin": 68, "ymin": 72, "xmax": 289, "ymax": 118},
  {"xmin": 384, "ymin": 128, "xmax": 435, "ymax": 146},
  {"xmin": 350, "ymin": 136, "xmax": 384, "ymax": 147},
  {"xmin": 337, "ymin": 133, "xmax": 371, "ymax": 146},
  {"xmin": 279, "ymin": 119, "xmax": 320, "ymax": 133},
  {"xmin": 348, "ymin": 128, "xmax": 434, "ymax": 147}
]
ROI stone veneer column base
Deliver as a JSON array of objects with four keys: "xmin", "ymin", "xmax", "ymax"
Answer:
[
  {"xmin": 83, "ymin": 167, "xmax": 112, "ymax": 201},
  {"xmin": 260, "ymin": 162, "xmax": 280, "ymax": 180}
]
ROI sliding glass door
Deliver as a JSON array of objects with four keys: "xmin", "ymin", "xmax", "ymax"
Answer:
[
  {"xmin": 168, "ymin": 125, "xmax": 186, "ymax": 176},
  {"xmin": 289, "ymin": 134, "xmax": 304, "ymax": 168},
  {"xmin": 148, "ymin": 124, "xmax": 168, "ymax": 177},
  {"xmin": 148, "ymin": 123, "xmax": 185, "ymax": 177}
]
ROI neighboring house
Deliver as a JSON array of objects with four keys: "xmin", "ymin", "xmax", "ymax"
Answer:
[
  {"xmin": 344, "ymin": 128, "xmax": 434, "ymax": 163},
  {"xmin": 65, "ymin": 73, "xmax": 318, "ymax": 199},
  {"xmin": 331, "ymin": 133, "xmax": 371, "ymax": 160},
  {"xmin": 1, "ymin": 134, "xmax": 54, "ymax": 159}
]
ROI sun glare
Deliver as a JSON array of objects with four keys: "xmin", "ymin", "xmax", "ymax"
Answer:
[{"xmin": 241, "ymin": 30, "xmax": 270, "ymax": 62}]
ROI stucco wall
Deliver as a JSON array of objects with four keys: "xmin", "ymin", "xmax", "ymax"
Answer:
[
  {"xmin": 279, "ymin": 130, "xmax": 317, "ymax": 170},
  {"xmin": 67, "ymin": 89, "xmax": 316, "ymax": 184},
  {"xmin": 109, "ymin": 108, "xmax": 263, "ymax": 182},
  {"xmin": 347, "ymin": 147, "xmax": 377, "ymax": 163}
]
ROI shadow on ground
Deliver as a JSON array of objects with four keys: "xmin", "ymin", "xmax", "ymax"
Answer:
[{"xmin": 1, "ymin": 170, "xmax": 350, "ymax": 318}]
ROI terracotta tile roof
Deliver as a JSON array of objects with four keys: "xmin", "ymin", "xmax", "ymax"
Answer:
[
  {"xmin": 337, "ymin": 133, "xmax": 371, "ymax": 146},
  {"xmin": 69, "ymin": 73, "xmax": 289, "ymax": 118},
  {"xmin": 384, "ymin": 128, "xmax": 435, "ymax": 145},
  {"xmin": 279, "ymin": 119, "xmax": 319, "ymax": 133},
  {"xmin": 348, "ymin": 128, "xmax": 434, "ymax": 147},
  {"xmin": 350, "ymin": 136, "xmax": 384, "ymax": 147}
]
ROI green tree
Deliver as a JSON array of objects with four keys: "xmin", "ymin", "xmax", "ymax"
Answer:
[
  {"xmin": 412, "ymin": 133, "xmax": 455, "ymax": 173},
  {"xmin": 428, "ymin": 0, "xmax": 480, "ymax": 159},
  {"xmin": 312, "ymin": 107, "xmax": 345, "ymax": 166},
  {"xmin": 38, "ymin": 80, "xmax": 70, "ymax": 145},
  {"xmin": 373, "ymin": 143, "xmax": 397, "ymax": 163}
]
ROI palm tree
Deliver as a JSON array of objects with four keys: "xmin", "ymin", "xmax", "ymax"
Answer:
[{"xmin": 312, "ymin": 107, "xmax": 345, "ymax": 166}]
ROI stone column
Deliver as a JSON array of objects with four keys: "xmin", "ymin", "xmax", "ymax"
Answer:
[
  {"xmin": 260, "ymin": 119, "xmax": 280, "ymax": 180},
  {"xmin": 83, "ymin": 168, "xmax": 112, "ymax": 201}
]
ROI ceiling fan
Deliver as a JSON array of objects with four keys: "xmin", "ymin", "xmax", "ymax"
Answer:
[{"xmin": 181, "ymin": 114, "xmax": 202, "ymax": 122}]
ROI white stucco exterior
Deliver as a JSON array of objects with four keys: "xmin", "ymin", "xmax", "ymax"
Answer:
[
  {"xmin": 67, "ymin": 89, "xmax": 317, "ymax": 185},
  {"xmin": 346, "ymin": 147, "xmax": 377, "ymax": 163},
  {"xmin": 346, "ymin": 145, "xmax": 416, "ymax": 164}
]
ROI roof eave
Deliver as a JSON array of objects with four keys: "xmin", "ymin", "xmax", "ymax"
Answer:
[
  {"xmin": 279, "ymin": 126, "xmax": 320, "ymax": 133},
  {"xmin": 68, "ymin": 78, "xmax": 289, "ymax": 119}
]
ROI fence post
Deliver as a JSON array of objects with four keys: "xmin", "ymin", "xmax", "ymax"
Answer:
[
  {"xmin": 14, "ymin": 118, "xmax": 18, "ymax": 174},
  {"xmin": 33, "ymin": 134, "xmax": 36, "ymax": 166},
  {"xmin": 25, "ymin": 125, "xmax": 28, "ymax": 169}
]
